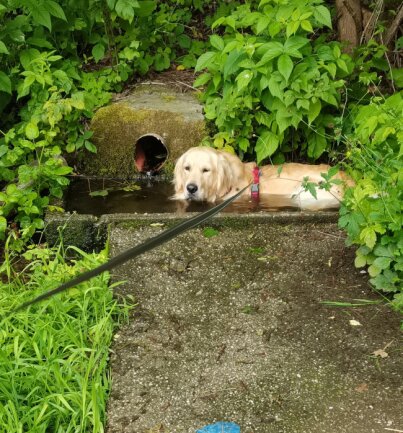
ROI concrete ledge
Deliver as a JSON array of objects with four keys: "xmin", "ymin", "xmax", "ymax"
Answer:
[{"xmin": 45, "ymin": 210, "xmax": 340, "ymax": 252}]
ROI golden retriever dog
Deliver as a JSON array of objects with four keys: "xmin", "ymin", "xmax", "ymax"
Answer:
[{"xmin": 173, "ymin": 147, "xmax": 353, "ymax": 210}]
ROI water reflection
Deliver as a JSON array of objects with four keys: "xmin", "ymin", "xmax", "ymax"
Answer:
[{"xmin": 65, "ymin": 178, "xmax": 314, "ymax": 216}]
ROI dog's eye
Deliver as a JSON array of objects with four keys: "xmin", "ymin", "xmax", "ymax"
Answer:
[
  {"xmin": 184, "ymin": 166, "xmax": 190, "ymax": 171},
  {"xmin": 202, "ymin": 168, "xmax": 210, "ymax": 173}
]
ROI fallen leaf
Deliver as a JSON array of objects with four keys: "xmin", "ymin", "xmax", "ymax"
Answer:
[
  {"xmin": 355, "ymin": 383, "xmax": 369, "ymax": 392},
  {"xmin": 147, "ymin": 423, "xmax": 168, "ymax": 433},
  {"xmin": 372, "ymin": 348, "xmax": 388, "ymax": 358},
  {"xmin": 150, "ymin": 223, "xmax": 164, "ymax": 227},
  {"xmin": 89, "ymin": 189, "xmax": 108, "ymax": 197},
  {"xmin": 349, "ymin": 319, "xmax": 362, "ymax": 326}
]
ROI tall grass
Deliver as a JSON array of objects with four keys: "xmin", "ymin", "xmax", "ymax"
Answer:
[{"xmin": 0, "ymin": 244, "xmax": 129, "ymax": 433}]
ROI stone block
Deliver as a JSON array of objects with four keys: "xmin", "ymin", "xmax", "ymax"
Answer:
[{"xmin": 79, "ymin": 84, "xmax": 206, "ymax": 178}]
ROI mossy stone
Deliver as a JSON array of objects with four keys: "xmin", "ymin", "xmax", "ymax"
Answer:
[{"xmin": 79, "ymin": 85, "xmax": 206, "ymax": 178}]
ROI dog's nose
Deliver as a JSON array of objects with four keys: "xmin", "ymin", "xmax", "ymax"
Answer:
[{"xmin": 186, "ymin": 183, "xmax": 198, "ymax": 194}]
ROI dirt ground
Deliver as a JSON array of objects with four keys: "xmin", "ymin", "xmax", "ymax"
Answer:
[{"xmin": 107, "ymin": 218, "xmax": 403, "ymax": 433}]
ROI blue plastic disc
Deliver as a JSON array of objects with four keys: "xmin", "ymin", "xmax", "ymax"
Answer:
[{"xmin": 196, "ymin": 421, "xmax": 240, "ymax": 433}]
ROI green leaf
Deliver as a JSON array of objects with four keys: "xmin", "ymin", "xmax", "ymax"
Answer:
[
  {"xmin": 203, "ymin": 227, "xmax": 219, "ymax": 238},
  {"xmin": 256, "ymin": 16, "xmax": 270, "ymax": 34},
  {"xmin": 268, "ymin": 76, "xmax": 282, "ymax": 98},
  {"xmin": 90, "ymin": 189, "xmax": 109, "ymax": 197},
  {"xmin": 26, "ymin": 37, "xmax": 53, "ymax": 49},
  {"xmin": 307, "ymin": 130, "xmax": 327, "ymax": 159},
  {"xmin": 373, "ymin": 256, "xmax": 392, "ymax": 270},
  {"xmin": 296, "ymin": 99, "xmax": 309, "ymax": 110},
  {"xmin": 153, "ymin": 52, "xmax": 170, "ymax": 71},
  {"xmin": 66, "ymin": 143, "xmax": 75, "ymax": 153},
  {"xmin": 25, "ymin": 122, "xmax": 39, "ymax": 140},
  {"xmin": 0, "ymin": 41, "xmax": 9, "ymax": 55},
  {"xmin": 276, "ymin": 109, "xmax": 292, "ymax": 133},
  {"xmin": 210, "ymin": 35, "xmax": 224, "ymax": 51},
  {"xmin": 31, "ymin": 5, "xmax": 52, "ymax": 31},
  {"xmin": 238, "ymin": 138, "xmax": 249, "ymax": 152},
  {"xmin": 268, "ymin": 22, "xmax": 281, "ymax": 37},
  {"xmin": 258, "ymin": 42, "xmax": 283, "ymax": 66},
  {"xmin": 255, "ymin": 111, "xmax": 272, "ymax": 127},
  {"xmin": 308, "ymin": 100, "xmax": 321, "ymax": 124},
  {"xmin": 305, "ymin": 181, "xmax": 318, "ymax": 199},
  {"xmin": 0, "ymin": 216, "xmax": 6, "ymax": 239},
  {"xmin": 256, "ymin": 130, "xmax": 279, "ymax": 163},
  {"xmin": 336, "ymin": 58, "xmax": 348, "ymax": 72},
  {"xmin": 313, "ymin": 5, "xmax": 332, "ymax": 28},
  {"xmin": 284, "ymin": 36, "xmax": 309, "ymax": 52},
  {"xmin": 46, "ymin": 1, "xmax": 67, "ymax": 20},
  {"xmin": 115, "ymin": 0, "xmax": 139, "ymax": 22},
  {"xmin": 9, "ymin": 29, "xmax": 25, "ymax": 43},
  {"xmin": 53, "ymin": 166, "xmax": 73, "ymax": 175},
  {"xmin": 195, "ymin": 51, "xmax": 216, "ymax": 72},
  {"xmin": 277, "ymin": 54, "xmax": 293, "ymax": 82},
  {"xmin": 286, "ymin": 21, "xmax": 300, "ymax": 37},
  {"xmin": 236, "ymin": 70, "xmax": 253, "ymax": 91},
  {"xmin": 20, "ymin": 49, "xmax": 40, "ymax": 71},
  {"xmin": 325, "ymin": 63, "xmax": 337, "ymax": 78},
  {"xmin": 354, "ymin": 254, "xmax": 367, "ymax": 268},
  {"xmin": 0, "ymin": 71, "xmax": 11, "ymax": 94},
  {"xmin": 333, "ymin": 45, "xmax": 341, "ymax": 58},
  {"xmin": 92, "ymin": 43, "xmax": 105, "ymax": 63},
  {"xmin": 84, "ymin": 141, "xmax": 97, "ymax": 153},
  {"xmin": 177, "ymin": 34, "xmax": 191, "ymax": 50},
  {"xmin": 374, "ymin": 245, "xmax": 394, "ymax": 258},
  {"xmin": 136, "ymin": 1, "xmax": 156, "ymax": 17},
  {"xmin": 223, "ymin": 50, "xmax": 245, "ymax": 80},
  {"xmin": 368, "ymin": 263, "xmax": 381, "ymax": 277},
  {"xmin": 194, "ymin": 73, "xmax": 212, "ymax": 87},
  {"xmin": 360, "ymin": 227, "xmax": 377, "ymax": 249},
  {"xmin": 301, "ymin": 20, "xmax": 313, "ymax": 32}
]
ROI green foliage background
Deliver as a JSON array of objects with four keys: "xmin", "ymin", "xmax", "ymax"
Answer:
[
  {"xmin": 0, "ymin": 1, "xmax": 402, "ymax": 430},
  {"xmin": 0, "ymin": 0, "xmax": 402, "ymax": 310}
]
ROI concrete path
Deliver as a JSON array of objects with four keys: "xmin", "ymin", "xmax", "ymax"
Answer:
[{"xmin": 106, "ymin": 215, "xmax": 403, "ymax": 433}]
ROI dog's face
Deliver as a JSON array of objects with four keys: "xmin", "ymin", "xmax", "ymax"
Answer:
[{"xmin": 173, "ymin": 147, "xmax": 233, "ymax": 202}]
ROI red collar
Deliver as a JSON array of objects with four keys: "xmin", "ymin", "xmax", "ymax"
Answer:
[{"xmin": 251, "ymin": 166, "xmax": 260, "ymax": 201}]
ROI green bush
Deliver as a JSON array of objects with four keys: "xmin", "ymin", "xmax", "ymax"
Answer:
[
  {"xmin": 339, "ymin": 92, "xmax": 403, "ymax": 309},
  {"xmin": 0, "ymin": 244, "xmax": 129, "ymax": 432},
  {"xmin": 194, "ymin": 0, "xmax": 354, "ymax": 163},
  {"xmin": 0, "ymin": 0, "xmax": 211, "ymax": 247}
]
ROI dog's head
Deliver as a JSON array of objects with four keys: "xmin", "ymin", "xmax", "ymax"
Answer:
[{"xmin": 173, "ymin": 147, "xmax": 234, "ymax": 202}]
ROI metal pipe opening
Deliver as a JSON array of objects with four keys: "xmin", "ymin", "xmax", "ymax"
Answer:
[{"xmin": 134, "ymin": 134, "xmax": 168, "ymax": 173}]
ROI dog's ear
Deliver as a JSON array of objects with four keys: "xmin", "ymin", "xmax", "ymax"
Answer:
[
  {"xmin": 216, "ymin": 153, "xmax": 233, "ymax": 198},
  {"xmin": 173, "ymin": 154, "xmax": 185, "ymax": 196}
]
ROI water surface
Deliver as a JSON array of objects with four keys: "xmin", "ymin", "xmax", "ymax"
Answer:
[{"xmin": 65, "ymin": 178, "xmax": 313, "ymax": 216}]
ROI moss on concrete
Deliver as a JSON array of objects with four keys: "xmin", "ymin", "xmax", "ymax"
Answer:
[
  {"xmin": 44, "ymin": 212, "xmax": 107, "ymax": 252},
  {"xmin": 79, "ymin": 85, "xmax": 206, "ymax": 178}
]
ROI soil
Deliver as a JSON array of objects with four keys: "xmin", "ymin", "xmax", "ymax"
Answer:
[{"xmin": 106, "ymin": 219, "xmax": 403, "ymax": 433}]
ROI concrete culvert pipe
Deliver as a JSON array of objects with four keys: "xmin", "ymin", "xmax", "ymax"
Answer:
[{"xmin": 134, "ymin": 133, "xmax": 168, "ymax": 173}]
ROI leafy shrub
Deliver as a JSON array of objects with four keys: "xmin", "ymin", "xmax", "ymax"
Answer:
[
  {"xmin": 0, "ymin": 0, "xmax": 212, "ymax": 247},
  {"xmin": 339, "ymin": 93, "xmax": 403, "ymax": 309},
  {"xmin": 194, "ymin": 0, "xmax": 354, "ymax": 164}
]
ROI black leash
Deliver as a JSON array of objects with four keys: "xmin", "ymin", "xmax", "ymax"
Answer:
[{"xmin": 13, "ymin": 184, "xmax": 250, "ymax": 313}]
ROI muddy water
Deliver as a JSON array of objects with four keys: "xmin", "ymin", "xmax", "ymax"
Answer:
[{"xmin": 65, "ymin": 178, "xmax": 307, "ymax": 216}]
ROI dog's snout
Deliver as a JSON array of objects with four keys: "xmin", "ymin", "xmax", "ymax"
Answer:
[{"xmin": 186, "ymin": 183, "xmax": 198, "ymax": 194}]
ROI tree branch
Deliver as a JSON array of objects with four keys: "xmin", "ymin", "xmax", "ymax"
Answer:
[{"xmin": 384, "ymin": 3, "xmax": 403, "ymax": 47}]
